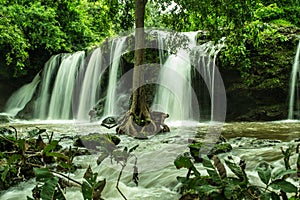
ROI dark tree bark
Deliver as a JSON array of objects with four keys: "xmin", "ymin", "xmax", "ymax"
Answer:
[
  {"xmin": 131, "ymin": 0, "xmax": 147, "ymax": 118},
  {"xmin": 116, "ymin": 0, "xmax": 170, "ymax": 137}
]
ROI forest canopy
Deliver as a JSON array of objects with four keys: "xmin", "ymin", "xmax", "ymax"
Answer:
[{"xmin": 0, "ymin": 0, "xmax": 300, "ymax": 89}]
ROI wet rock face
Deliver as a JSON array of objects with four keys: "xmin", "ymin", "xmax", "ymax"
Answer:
[
  {"xmin": 0, "ymin": 114, "xmax": 10, "ymax": 123},
  {"xmin": 222, "ymin": 69, "xmax": 288, "ymax": 122},
  {"xmin": 0, "ymin": 79, "xmax": 22, "ymax": 112}
]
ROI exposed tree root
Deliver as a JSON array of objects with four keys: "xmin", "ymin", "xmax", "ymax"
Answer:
[{"xmin": 116, "ymin": 111, "xmax": 170, "ymax": 138}]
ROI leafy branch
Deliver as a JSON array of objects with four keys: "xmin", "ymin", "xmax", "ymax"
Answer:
[{"xmin": 175, "ymin": 145, "xmax": 300, "ymax": 199}]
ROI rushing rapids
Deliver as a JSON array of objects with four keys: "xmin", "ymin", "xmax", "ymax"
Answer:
[{"xmin": 0, "ymin": 121, "xmax": 299, "ymax": 199}]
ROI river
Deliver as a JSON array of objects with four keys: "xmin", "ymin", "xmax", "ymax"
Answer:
[{"xmin": 0, "ymin": 120, "xmax": 299, "ymax": 200}]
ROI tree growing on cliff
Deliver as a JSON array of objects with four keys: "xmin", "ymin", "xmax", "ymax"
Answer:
[{"xmin": 116, "ymin": 0, "xmax": 169, "ymax": 137}]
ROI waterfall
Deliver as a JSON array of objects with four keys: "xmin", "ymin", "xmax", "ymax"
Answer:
[
  {"xmin": 4, "ymin": 73, "xmax": 40, "ymax": 117},
  {"xmin": 192, "ymin": 39, "xmax": 225, "ymax": 121},
  {"xmin": 76, "ymin": 48, "xmax": 104, "ymax": 120},
  {"xmin": 151, "ymin": 32, "xmax": 197, "ymax": 121},
  {"xmin": 151, "ymin": 31, "xmax": 225, "ymax": 122},
  {"xmin": 103, "ymin": 37, "xmax": 127, "ymax": 116},
  {"xmin": 3, "ymin": 30, "xmax": 225, "ymax": 122},
  {"xmin": 47, "ymin": 51, "xmax": 85, "ymax": 119},
  {"xmin": 34, "ymin": 55, "xmax": 62, "ymax": 119},
  {"xmin": 288, "ymin": 40, "xmax": 300, "ymax": 119}
]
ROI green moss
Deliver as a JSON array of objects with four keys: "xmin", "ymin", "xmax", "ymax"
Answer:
[{"xmin": 271, "ymin": 19, "xmax": 295, "ymax": 27}]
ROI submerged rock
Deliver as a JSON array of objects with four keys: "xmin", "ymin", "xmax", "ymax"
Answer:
[
  {"xmin": 74, "ymin": 133, "xmax": 120, "ymax": 150},
  {"xmin": 101, "ymin": 116, "xmax": 118, "ymax": 129}
]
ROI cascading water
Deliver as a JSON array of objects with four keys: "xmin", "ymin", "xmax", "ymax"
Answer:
[
  {"xmin": 30, "ymin": 52, "xmax": 86, "ymax": 120},
  {"xmin": 151, "ymin": 31, "xmax": 225, "ymax": 122},
  {"xmin": 192, "ymin": 39, "xmax": 225, "ymax": 121},
  {"xmin": 3, "ymin": 30, "xmax": 224, "ymax": 122},
  {"xmin": 4, "ymin": 73, "xmax": 40, "ymax": 117},
  {"xmin": 34, "ymin": 54, "xmax": 62, "ymax": 119},
  {"xmin": 288, "ymin": 40, "xmax": 300, "ymax": 119},
  {"xmin": 76, "ymin": 48, "xmax": 103, "ymax": 120},
  {"xmin": 151, "ymin": 32, "xmax": 197, "ymax": 121},
  {"xmin": 103, "ymin": 37, "xmax": 127, "ymax": 116},
  {"xmin": 4, "ymin": 37, "xmax": 128, "ymax": 120},
  {"xmin": 47, "ymin": 51, "xmax": 85, "ymax": 119}
]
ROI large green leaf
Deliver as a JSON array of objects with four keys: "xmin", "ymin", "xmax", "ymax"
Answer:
[
  {"xmin": 257, "ymin": 165, "xmax": 271, "ymax": 185},
  {"xmin": 202, "ymin": 156, "xmax": 221, "ymax": 183},
  {"xmin": 82, "ymin": 181, "xmax": 93, "ymax": 200},
  {"xmin": 225, "ymin": 160, "xmax": 244, "ymax": 180},
  {"xmin": 202, "ymin": 155, "xmax": 214, "ymax": 169},
  {"xmin": 174, "ymin": 155, "xmax": 193, "ymax": 169},
  {"xmin": 260, "ymin": 192, "xmax": 271, "ymax": 200},
  {"xmin": 84, "ymin": 165, "xmax": 97, "ymax": 185},
  {"xmin": 93, "ymin": 179, "xmax": 106, "ymax": 199},
  {"xmin": 43, "ymin": 140, "xmax": 60, "ymax": 153},
  {"xmin": 40, "ymin": 177, "xmax": 59, "ymax": 200},
  {"xmin": 206, "ymin": 169, "xmax": 221, "ymax": 184},
  {"xmin": 224, "ymin": 186, "xmax": 233, "ymax": 199},
  {"xmin": 269, "ymin": 179, "xmax": 297, "ymax": 193},
  {"xmin": 33, "ymin": 168, "xmax": 53, "ymax": 181},
  {"xmin": 1, "ymin": 165, "xmax": 9, "ymax": 182},
  {"xmin": 272, "ymin": 169, "xmax": 296, "ymax": 180},
  {"xmin": 270, "ymin": 192, "xmax": 280, "ymax": 200}
]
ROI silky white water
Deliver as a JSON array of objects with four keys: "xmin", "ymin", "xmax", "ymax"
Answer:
[
  {"xmin": 34, "ymin": 54, "xmax": 62, "ymax": 119},
  {"xmin": 192, "ymin": 38, "xmax": 225, "ymax": 121},
  {"xmin": 152, "ymin": 32, "xmax": 197, "ymax": 121},
  {"xmin": 151, "ymin": 32, "xmax": 226, "ymax": 122},
  {"xmin": 4, "ymin": 73, "xmax": 40, "ymax": 117},
  {"xmin": 288, "ymin": 40, "xmax": 300, "ymax": 119},
  {"xmin": 47, "ymin": 51, "xmax": 85, "ymax": 119},
  {"xmin": 103, "ymin": 37, "xmax": 127, "ymax": 116},
  {"xmin": 76, "ymin": 48, "xmax": 103, "ymax": 120}
]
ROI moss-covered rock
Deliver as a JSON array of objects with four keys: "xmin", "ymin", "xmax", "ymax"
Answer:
[{"xmin": 74, "ymin": 133, "xmax": 121, "ymax": 150}]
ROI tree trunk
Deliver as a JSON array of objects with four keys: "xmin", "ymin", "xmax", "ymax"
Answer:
[
  {"xmin": 130, "ymin": 0, "xmax": 147, "ymax": 117},
  {"xmin": 116, "ymin": 0, "xmax": 170, "ymax": 137}
]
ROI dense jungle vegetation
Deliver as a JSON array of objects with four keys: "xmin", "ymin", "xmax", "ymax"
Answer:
[{"xmin": 0, "ymin": 0, "xmax": 300, "ymax": 87}]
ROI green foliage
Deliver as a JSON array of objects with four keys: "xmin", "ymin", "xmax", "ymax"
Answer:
[
  {"xmin": 0, "ymin": 0, "xmax": 116, "ymax": 78},
  {"xmin": 1, "ymin": 0, "xmax": 299, "ymax": 89},
  {"xmin": 175, "ymin": 146, "xmax": 300, "ymax": 199},
  {"xmin": 254, "ymin": 3, "xmax": 284, "ymax": 22},
  {"xmin": 152, "ymin": 0, "xmax": 300, "ymax": 89},
  {"xmin": 219, "ymin": 19, "xmax": 293, "ymax": 87},
  {"xmin": 82, "ymin": 166, "xmax": 106, "ymax": 200},
  {"xmin": 30, "ymin": 166, "xmax": 106, "ymax": 200},
  {"xmin": 0, "ymin": 127, "xmax": 81, "ymax": 190}
]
